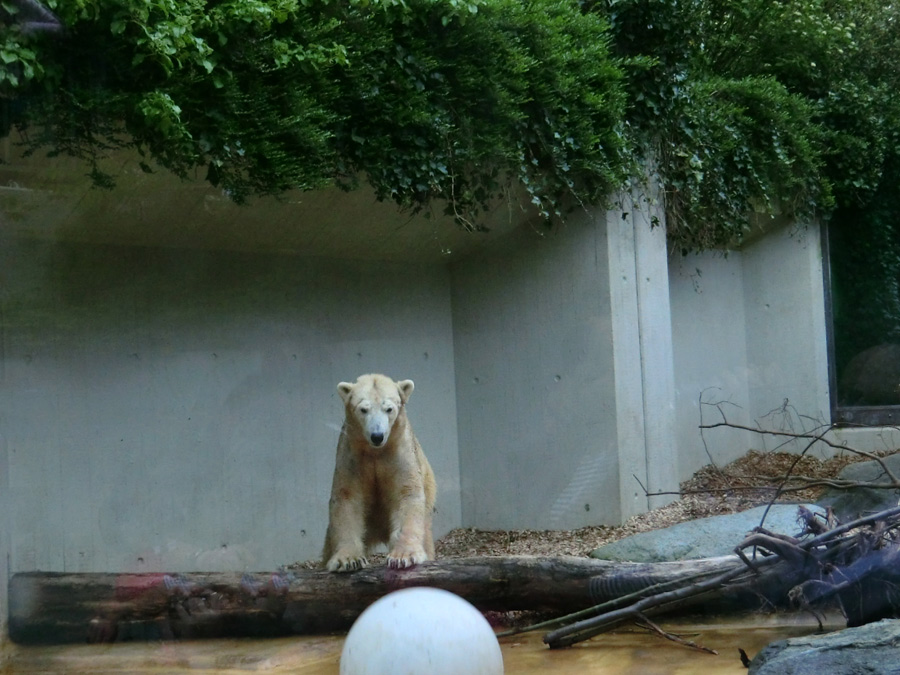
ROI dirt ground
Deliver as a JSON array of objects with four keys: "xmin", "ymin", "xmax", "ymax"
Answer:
[{"xmin": 294, "ymin": 448, "xmax": 884, "ymax": 569}]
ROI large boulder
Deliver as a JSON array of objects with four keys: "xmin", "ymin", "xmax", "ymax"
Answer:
[
  {"xmin": 817, "ymin": 453, "xmax": 900, "ymax": 523},
  {"xmin": 748, "ymin": 619, "xmax": 900, "ymax": 675},
  {"xmin": 590, "ymin": 504, "xmax": 823, "ymax": 562}
]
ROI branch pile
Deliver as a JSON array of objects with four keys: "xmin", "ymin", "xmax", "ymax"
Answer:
[{"xmin": 534, "ymin": 504, "xmax": 900, "ymax": 649}]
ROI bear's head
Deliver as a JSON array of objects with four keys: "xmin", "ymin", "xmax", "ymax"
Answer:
[{"xmin": 337, "ymin": 374, "xmax": 414, "ymax": 448}]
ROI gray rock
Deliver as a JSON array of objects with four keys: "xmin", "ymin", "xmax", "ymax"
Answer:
[
  {"xmin": 748, "ymin": 618, "xmax": 900, "ymax": 675},
  {"xmin": 817, "ymin": 454, "xmax": 900, "ymax": 523},
  {"xmin": 590, "ymin": 504, "xmax": 822, "ymax": 562}
]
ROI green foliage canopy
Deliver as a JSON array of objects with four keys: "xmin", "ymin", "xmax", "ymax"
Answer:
[
  {"xmin": 607, "ymin": 0, "xmax": 900, "ymax": 249},
  {"xmin": 1, "ymin": 0, "xmax": 628, "ymax": 229},
  {"xmin": 2, "ymin": 0, "xmax": 900, "ymax": 250}
]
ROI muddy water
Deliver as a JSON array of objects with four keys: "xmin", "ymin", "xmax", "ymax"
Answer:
[{"xmin": 3, "ymin": 613, "xmax": 841, "ymax": 674}]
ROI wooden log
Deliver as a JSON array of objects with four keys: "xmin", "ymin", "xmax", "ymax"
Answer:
[{"xmin": 9, "ymin": 555, "xmax": 766, "ymax": 645}]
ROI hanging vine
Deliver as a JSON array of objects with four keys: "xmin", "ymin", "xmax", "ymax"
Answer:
[{"xmin": 2, "ymin": 0, "xmax": 900, "ymax": 250}]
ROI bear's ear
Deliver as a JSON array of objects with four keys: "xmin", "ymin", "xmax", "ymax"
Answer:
[
  {"xmin": 398, "ymin": 379, "xmax": 415, "ymax": 403},
  {"xmin": 337, "ymin": 382, "xmax": 354, "ymax": 404}
]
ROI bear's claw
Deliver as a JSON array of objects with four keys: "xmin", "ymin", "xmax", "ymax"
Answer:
[
  {"xmin": 326, "ymin": 555, "xmax": 368, "ymax": 573},
  {"xmin": 386, "ymin": 549, "xmax": 427, "ymax": 569}
]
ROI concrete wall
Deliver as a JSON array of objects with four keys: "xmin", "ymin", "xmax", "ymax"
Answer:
[
  {"xmin": 450, "ymin": 192, "xmax": 677, "ymax": 530},
  {"xmin": 1, "ymin": 185, "xmax": 680, "ymax": 600},
  {"xmin": 450, "ymin": 214, "xmax": 621, "ymax": 529},
  {"xmin": 0, "ymin": 236, "xmax": 462, "ymax": 576},
  {"xmin": 5, "ymin": 186, "xmax": 895, "ymax": 644},
  {"xmin": 6, "ymin": 146, "xmax": 900, "ymax": 649},
  {"xmin": 742, "ymin": 225, "xmax": 830, "ymax": 429},
  {"xmin": 669, "ymin": 223, "xmax": 832, "ymax": 478},
  {"xmin": 669, "ymin": 249, "xmax": 753, "ymax": 477},
  {"xmin": 0, "ymin": 416, "xmax": 8, "ymax": 654}
]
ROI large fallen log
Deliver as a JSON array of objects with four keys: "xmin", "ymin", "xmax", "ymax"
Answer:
[
  {"xmin": 18, "ymin": 505, "xmax": 900, "ymax": 647},
  {"xmin": 10, "ymin": 554, "xmax": 771, "ymax": 645}
]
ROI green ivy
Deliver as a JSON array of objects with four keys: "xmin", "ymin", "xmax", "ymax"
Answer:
[
  {"xmin": 2, "ymin": 0, "xmax": 628, "ymax": 226},
  {"xmin": 2, "ymin": 0, "xmax": 900, "ymax": 248},
  {"xmin": 604, "ymin": 0, "xmax": 890, "ymax": 250}
]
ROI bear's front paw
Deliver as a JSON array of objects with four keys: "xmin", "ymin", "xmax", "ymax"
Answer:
[
  {"xmin": 386, "ymin": 546, "xmax": 428, "ymax": 569},
  {"xmin": 326, "ymin": 553, "xmax": 369, "ymax": 573}
]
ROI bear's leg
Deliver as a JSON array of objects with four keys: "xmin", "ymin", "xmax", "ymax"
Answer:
[
  {"xmin": 386, "ymin": 494, "xmax": 429, "ymax": 569},
  {"xmin": 323, "ymin": 493, "xmax": 369, "ymax": 573},
  {"xmin": 424, "ymin": 517, "xmax": 435, "ymax": 559}
]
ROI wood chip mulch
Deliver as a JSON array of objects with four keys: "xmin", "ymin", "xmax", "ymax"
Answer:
[{"xmin": 435, "ymin": 448, "xmax": 889, "ymax": 559}]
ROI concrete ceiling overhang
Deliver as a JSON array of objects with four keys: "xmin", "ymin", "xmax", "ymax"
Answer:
[{"xmin": 0, "ymin": 136, "xmax": 530, "ymax": 263}]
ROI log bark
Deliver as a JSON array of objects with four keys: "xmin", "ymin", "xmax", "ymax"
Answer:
[{"xmin": 9, "ymin": 555, "xmax": 763, "ymax": 644}]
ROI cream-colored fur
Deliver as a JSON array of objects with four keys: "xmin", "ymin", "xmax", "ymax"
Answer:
[{"xmin": 322, "ymin": 374, "xmax": 436, "ymax": 573}]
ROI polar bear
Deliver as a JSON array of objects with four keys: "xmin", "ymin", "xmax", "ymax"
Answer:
[{"xmin": 322, "ymin": 374, "xmax": 437, "ymax": 572}]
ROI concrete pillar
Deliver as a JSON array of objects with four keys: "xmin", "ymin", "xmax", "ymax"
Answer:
[
  {"xmin": 606, "ymin": 203, "xmax": 650, "ymax": 520},
  {"xmin": 608, "ymin": 186, "xmax": 679, "ymax": 517},
  {"xmin": 451, "ymin": 189, "xmax": 678, "ymax": 529}
]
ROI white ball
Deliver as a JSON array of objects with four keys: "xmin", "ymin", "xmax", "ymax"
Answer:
[{"xmin": 340, "ymin": 587, "xmax": 504, "ymax": 675}]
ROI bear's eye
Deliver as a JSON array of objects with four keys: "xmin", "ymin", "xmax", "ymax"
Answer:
[
  {"xmin": 384, "ymin": 405, "xmax": 395, "ymax": 414},
  {"xmin": 359, "ymin": 405, "xmax": 370, "ymax": 415}
]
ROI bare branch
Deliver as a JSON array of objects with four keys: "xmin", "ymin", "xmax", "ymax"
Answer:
[
  {"xmin": 699, "ymin": 421, "xmax": 898, "ymax": 478},
  {"xmin": 636, "ymin": 614, "xmax": 719, "ymax": 655},
  {"xmin": 542, "ymin": 504, "xmax": 900, "ymax": 649}
]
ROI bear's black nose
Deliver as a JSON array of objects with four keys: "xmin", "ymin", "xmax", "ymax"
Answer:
[{"xmin": 370, "ymin": 432, "xmax": 384, "ymax": 446}]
